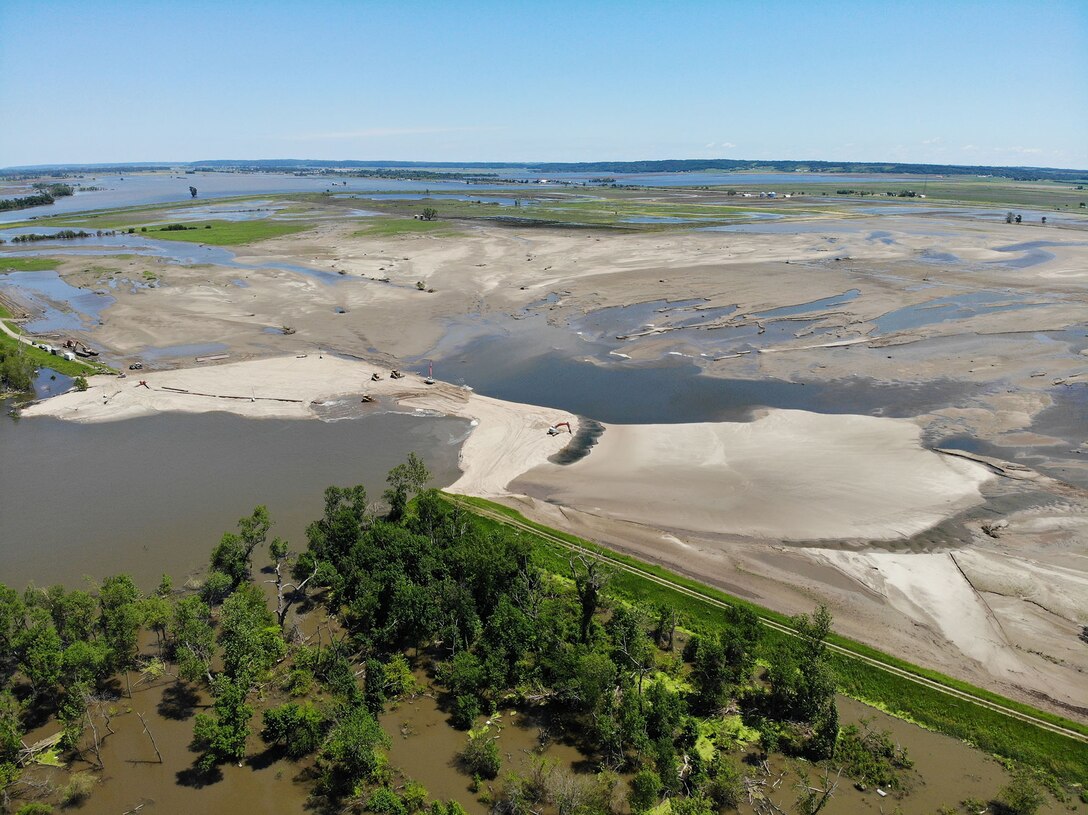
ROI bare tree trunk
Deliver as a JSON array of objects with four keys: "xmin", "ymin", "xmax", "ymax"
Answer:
[
  {"xmin": 267, "ymin": 562, "xmax": 318, "ymax": 629},
  {"xmin": 85, "ymin": 711, "xmax": 104, "ymax": 769},
  {"xmin": 136, "ymin": 712, "xmax": 163, "ymax": 763}
]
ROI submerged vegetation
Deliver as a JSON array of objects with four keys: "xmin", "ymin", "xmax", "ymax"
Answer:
[{"xmin": 0, "ymin": 456, "xmax": 1081, "ymax": 814}]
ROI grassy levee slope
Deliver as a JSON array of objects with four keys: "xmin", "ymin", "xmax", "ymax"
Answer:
[
  {"xmin": 0, "ymin": 329, "xmax": 107, "ymax": 376},
  {"xmin": 442, "ymin": 494, "xmax": 1088, "ymax": 782}
]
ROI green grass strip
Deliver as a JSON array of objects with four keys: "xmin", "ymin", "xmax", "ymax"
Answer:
[
  {"xmin": 138, "ymin": 219, "xmax": 311, "ymax": 245},
  {"xmin": 352, "ymin": 218, "xmax": 463, "ymax": 237},
  {"xmin": 0, "ymin": 258, "xmax": 60, "ymax": 272}
]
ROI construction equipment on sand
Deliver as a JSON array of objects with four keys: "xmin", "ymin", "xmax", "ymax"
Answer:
[
  {"xmin": 63, "ymin": 338, "xmax": 99, "ymax": 357},
  {"xmin": 390, "ymin": 370, "xmax": 405, "ymax": 379},
  {"xmin": 424, "ymin": 362, "xmax": 435, "ymax": 385},
  {"xmin": 371, "ymin": 372, "xmax": 382, "ymax": 381},
  {"xmin": 547, "ymin": 421, "xmax": 572, "ymax": 436}
]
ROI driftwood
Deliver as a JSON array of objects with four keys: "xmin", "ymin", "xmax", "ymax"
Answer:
[{"xmin": 18, "ymin": 732, "xmax": 63, "ymax": 766}]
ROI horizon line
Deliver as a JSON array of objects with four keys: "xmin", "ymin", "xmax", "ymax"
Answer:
[{"xmin": 3, "ymin": 157, "xmax": 1087, "ymax": 175}]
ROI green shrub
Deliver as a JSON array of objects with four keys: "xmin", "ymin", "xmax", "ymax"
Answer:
[
  {"xmin": 367, "ymin": 786, "xmax": 407, "ymax": 815},
  {"xmin": 628, "ymin": 768, "xmax": 663, "ymax": 813},
  {"xmin": 61, "ymin": 770, "xmax": 97, "ymax": 804},
  {"xmin": 261, "ymin": 702, "xmax": 328, "ymax": 758},
  {"xmin": 461, "ymin": 728, "xmax": 501, "ymax": 779},
  {"xmin": 16, "ymin": 804, "xmax": 54, "ymax": 815},
  {"xmin": 452, "ymin": 695, "xmax": 480, "ymax": 730},
  {"xmin": 995, "ymin": 771, "xmax": 1045, "ymax": 815},
  {"xmin": 833, "ymin": 721, "xmax": 913, "ymax": 790}
]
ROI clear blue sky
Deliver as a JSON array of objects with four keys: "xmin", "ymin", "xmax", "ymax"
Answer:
[{"xmin": 1, "ymin": 0, "xmax": 1085, "ymax": 168}]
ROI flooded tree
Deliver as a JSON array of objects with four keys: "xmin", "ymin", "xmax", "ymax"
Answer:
[
  {"xmin": 191, "ymin": 675, "xmax": 253, "ymax": 770},
  {"xmin": 383, "ymin": 452, "xmax": 430, "ymax": 521}
]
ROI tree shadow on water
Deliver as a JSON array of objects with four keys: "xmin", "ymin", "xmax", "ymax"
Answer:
[
  {"xmin": 246, "ymin": 744, "xmax": 285, "ymax": 771},
  {"xmin": 176, "ymin": 762, "xmax": 223, "ymax": 788},
  {"xmin": 158, "ymin": 682, "xmax": 201, "ymax": 720}
]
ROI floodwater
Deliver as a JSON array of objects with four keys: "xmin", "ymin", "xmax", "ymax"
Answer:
[
  {"xmin": 384, "ymin": 692, "xmax": 588, "ymax": 815},
  {"xmin": 0, "ymin": 170, "xmax": 970, "ymax": 224},
  {"xmin": 0, "ymin": 268, "xmax": 114, "ymax": 331},
  {"xmin": 872, "ymin": 290, "xmax": 1048, "ymax": 334},
  {"xmin": 939, "ymin": 382, "xmax": 1088, "ymax": 488},
  {"xmin": 0, "ymin": 410, "xmax": 469, "ymax": 590},
  {"xmin": 436, "ymin": 331, "xmax": 974, "ymax": 425},
  {"xmin": 989, "ymin": 239, "xmax": 1088, "ymax": 268},
  {"xmin": 12, "ymin": 641, "xmax": 1055, "ymax": 815},
  {"xmin": 0, "ymin": 172, "xmax": 526, "ymax": 224},
  {"xmin": 422, "ymin": 292, "xmax": 978, "ymax": 424},
  {"xmin": 853, "ymin": 203, "xmax": 1088, "ymax": 226},
  {"xmin": 139, "ymin": 341, "xmax": 230, "ymax": 361}
]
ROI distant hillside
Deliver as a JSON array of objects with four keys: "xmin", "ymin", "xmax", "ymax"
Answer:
[{"xmin": 4, "ymin": 158, "xmax": 1086, "ymax": 183}]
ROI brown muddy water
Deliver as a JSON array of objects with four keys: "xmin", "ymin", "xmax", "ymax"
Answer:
[
  {"xmin": 18, "ymin": 675, "xmax": 1069, "ymax": 815},
  {"xmin": 0, "ymin": 410, "xmax": 469, "ymax": 590},
  {"xmin": 384, "ymin": 693, "xmax": 589, "ymax": 814}
]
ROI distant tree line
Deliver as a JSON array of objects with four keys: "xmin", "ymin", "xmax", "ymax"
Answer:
[
  {"xmin": 835, "ymin": 189, "xmax": 924, "ymax": 197},
  {"xmin": 8, "ymin": 159, "xmax": 1085, "ymax": 184},
  {"xmin": 520, "ymin": 159, "xmax": 1088, "ymax": 183},
  {"xmin": 31, "ymin": 183, "xmax": 74, "ymax": 198},
  {"xmin": 0, "ymin": 166, "xmax": 171, "ymax": 179},
  {"xmin": 9, "ymin": 230, "xmax": 102, "ymax": 243},
  {"xmin": 0, "ymin": 184, "xmax": 74, "ymax": 212}
]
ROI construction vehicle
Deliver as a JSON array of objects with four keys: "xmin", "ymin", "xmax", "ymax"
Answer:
[
  {"xmin": 63, "ymin": 338, "xmax": 99, "ymax": 357},
  {"xmin": 424, "ymin": 362, "xmax": 435, "ymax": 385},
  {"xmin": 548, "ymin": 421, "xmax": 572, "ymax": 436},
  {"xmin": 390, "ymin": 370, "xmax": 405, "ymax": 379}
]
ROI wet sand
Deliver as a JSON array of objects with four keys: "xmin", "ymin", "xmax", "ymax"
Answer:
[{"xmin": 512, "ymin": 410, "xmax": 992, "ymax": 541}]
